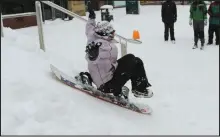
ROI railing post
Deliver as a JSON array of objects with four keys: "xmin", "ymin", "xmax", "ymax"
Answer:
[
  {"xmin": 120, "ymin": 39, "xmax": 127, "ymax": 57},
  {"xmin": 35, "ymin": 1, "xmax": 46, "ymax": 51},
  {"xmin": 1, "ymin": 13, "xmax": 4, "ymax": 37},
  {"xmin": 51, "ymin": 0, "xmax": 56, "ymax": 20},
  {"xmin": 41, "ymin": 2, "xmax": 45, "ymax": 23}
]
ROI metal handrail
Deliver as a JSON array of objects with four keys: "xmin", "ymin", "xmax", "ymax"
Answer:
[
  {"xmin": 35, "ymin": 1, "xmax": 45, "ymax": 51},
  {"xmin": 40, "ymin": 1, "xmax": 142, "ymax": 56},
  {"xmin": 2, "ymin": 12, "xmax": 36, "ymax": 19},
  {"xmin": 41, "ymin": 1, "xmax": 141, "ymax": 45},
  {"xmin": 1, "ymin": 13, "xmax": 4, "ymax": 37},
  {"xmin": 1, "ymin": 1, "xmax": 139, "ymax": 56}
]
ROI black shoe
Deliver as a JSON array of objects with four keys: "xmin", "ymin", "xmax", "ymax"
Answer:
[
  {"xmin": 207, "ymin": 42, "xmax": 213, "ymax": 45},
  {"xmin": 132, "ymin": 88, "xmax": 153, "ymax": 98}
]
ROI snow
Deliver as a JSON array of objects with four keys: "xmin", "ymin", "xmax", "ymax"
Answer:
[
  {"xmin": 100, "ymin": 5, "xmax": 114, "ymax": 10},
  {"xmin": 1, "ymin": 6, "xmax": 219, "ymax": 135}
]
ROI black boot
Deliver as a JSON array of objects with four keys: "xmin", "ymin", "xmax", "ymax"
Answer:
[
  {"xmin": 207, "ymin": 41, "xmax": 213, "ymax": 45},
  {"xmin": 131, "ymin": 77, "xmax": 153, "ymax": 98}
]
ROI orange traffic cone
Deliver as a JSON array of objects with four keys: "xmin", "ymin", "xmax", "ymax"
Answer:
[{"xmin": 133, "ymin": 30, "xmax": 140, "ymax": 40}]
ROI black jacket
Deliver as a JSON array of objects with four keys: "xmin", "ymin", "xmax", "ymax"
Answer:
[{"xmin": 161, "ymin": 0, "xmax": 177, "ymax": 24}]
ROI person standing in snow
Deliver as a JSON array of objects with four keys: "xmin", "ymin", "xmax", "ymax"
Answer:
[
  {"xmin": 161, "ymin": 0, "xmax": 177, "ymax": 43},
  {"xmin": 84, "ymin": 9, "xmax": 153, "ymax": 100},
  {"xmin": 207, "ymin": 1, "xmax": 220, "ymax": 46},
  {"xmin": 189, "ymin": 0, "xmax": 208, "ymax": 49}
]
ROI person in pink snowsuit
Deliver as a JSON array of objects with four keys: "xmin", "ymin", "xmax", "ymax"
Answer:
[{"xmin": 84, "ymin": 9, "xmax": 153, "ymax": 99}]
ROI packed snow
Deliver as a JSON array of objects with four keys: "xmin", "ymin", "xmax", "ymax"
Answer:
[
  {"xmin": 1, "ymin": 5, "xmax": 219, "ymax": 135},
  {"xmin": 100, "ymin": 5, "xmax": 114, "ymax": 9}
]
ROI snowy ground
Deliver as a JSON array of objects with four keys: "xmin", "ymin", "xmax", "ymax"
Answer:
[{"xmin": 1, "ymin": 6, "xmax": 219, "ymax": 135}]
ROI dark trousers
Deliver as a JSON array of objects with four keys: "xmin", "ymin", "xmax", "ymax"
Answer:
[
  {"xmin": 193, "ymin": 20, "xmax": 205, "ymax": 45},
  {"xmin": 99, "ymin": 54, "xmax": 151, "ymax": 96},
  {"xmin": 208, "ymin": 24, "xmax": 219, "ymax": 44},
  {"xmin": 164, "ymin": 23, "xmax": 175, "ymax": 41}
]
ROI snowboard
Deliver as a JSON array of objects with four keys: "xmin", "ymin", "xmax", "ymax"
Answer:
[{"xmin": 50, "ymin": 64, "xmax": 152, "ymax": 115}]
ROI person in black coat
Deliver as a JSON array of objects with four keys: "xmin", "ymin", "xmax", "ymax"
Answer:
[{"xmin": 161, "ymin": 0, "xmax": 177, "ymax": 42}]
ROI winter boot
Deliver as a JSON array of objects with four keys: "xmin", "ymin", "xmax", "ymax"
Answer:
[
  {"xmin": 132, "ymin": 87, "xmax": 153, "ymax": 98},
  {"xmin": 207, "ymin": 41, "xmax": 213, "ymax": 45}
]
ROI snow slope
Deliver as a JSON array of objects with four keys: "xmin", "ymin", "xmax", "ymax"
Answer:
[{"xmin": 1, "ymin": 6, "xmax": 219, "ymax": 135}]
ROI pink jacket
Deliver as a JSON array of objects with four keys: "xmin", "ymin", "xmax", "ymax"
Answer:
[{"xmin": 85, "ymin": 19, "xmax": 118, "ymax": 88}]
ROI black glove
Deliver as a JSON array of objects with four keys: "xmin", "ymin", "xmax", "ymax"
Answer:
[
  {"xmin": 89, "ymin": 10, "xmax": 96, "ymax": 19},
  {"xmin": 86, "ymin": 42, "xmax": 102, "ymax": 61}
]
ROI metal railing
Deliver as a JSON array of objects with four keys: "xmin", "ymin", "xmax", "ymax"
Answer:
[
  {"xmin": 1, "ymin": 3, "xmax": 45, "ymax": 51},
  {"xmin": 38, "ymin": 1, "xmax": 142, "ymax": 56},
  {"xmin": 1, "ymin": 13, "xmax": 4, "ymax": 37},
  {"xmin": 35, "ymin": 1, "xmax": 45, "ymax": 51},
  {"xmin": 2, "ymin": 12, "xmax": 36, "ymax": 19},
  {"xmin": 1, "ymin": 1, "xmax": 142, "ymax": 55},
  {"xmin": 1, "ymin": 12, "xmax": 37, "ymax": 37}
]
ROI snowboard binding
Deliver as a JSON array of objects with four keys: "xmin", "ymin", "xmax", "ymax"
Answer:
[
  {"xmin": 121, "ymin": 86, "xmax": 129, "ymax": 99},
  {"xmin": 75, "ymin": 72, "xmax": 93, "ymax": 87}
]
